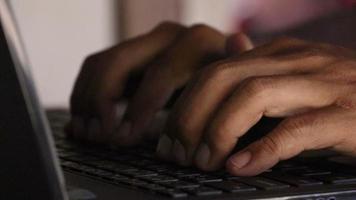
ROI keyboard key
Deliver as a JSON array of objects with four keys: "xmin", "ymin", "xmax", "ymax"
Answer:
[
  {"xmin": 210, "ymin": 170, "xmax": 229, "ymax": 177},
  {"xmin": 288, "ymin": 168, "xmax": 331, "ymax": 176},
  {"xmin": 183, "ymin": 186, "xmax": 222, "ymax": 196},
  {"xmin": 225, "ymin": 175, "xmax": 242, "ymax": 180},
  {"xmin": 161, "ymin": 181, "xmax": 200, "ymax": 189},
  {"xmin": 57, "ymin": 151, "xmax": 81, "ymax": 158},
  {"xmin": 98, "ymin": 153, "xmax": 137, "ymax": 162},
  {"xmin": 311, "ymin": 173, "xmax": 356, "ymax": 184},
  {"xmin": 112, "ymin": 174, "xmax": 130, "ymax": 182},
  {"xmin": 273, "ymin": 161, "xmax": 307, "ymax": 171},
  {"xmin": 262, "ymin": 172, "xmax": 322, "ymax": 187},
  {"xmin": 119, "ymin": 178, "xmax": 150, "ymax": 187},
  {"xmin": 238, "ymin": 177, "xmax": 290, "ymax": 190},
  {"xmin": 183, "ymin": 174, "xmax": 222, "ymax": 183},
  {"xmin": 157, "ymin": 188, "xmax": 188, "ymax": 198},
  {"xmin": 206, "ymin": 181, "xmax": 256, "ymax": 193},
  {"xmin": 142, "ymin": 175, "xmax": 178, "ymax": 183},
  {"xmin": 63, "ymin": 155, "xmax": 98, "ymax": 162},
  {"xmin": 87, "ymin": 160, "xmax": 138, "ymax": 173},
  {"xmin": 145, "ymin": 164, "xmax": 173, "ymax": 172},
  {"xmin": 61, "ymin": 160, "xmax": 81, "ymax": 168},
  {"xmin": 56, "ymin": 142, "xmax": 77, "ymax": 150},
  {"xmin": 88, "ymin": 169, "xmax": 114, "ymax": 178},
  {"xmin": 64, "ymin": 162, "xmax": 95, "ymax": 172},
  {"xmin": 62, "ymin": 161, "xmax": 119, "ymax": 180},
  {"xmin": 126, "ymin": 159, "xmax": 156, "ymax": 167},
  {"xmin": 173, "ymin": 170, "xmax": 201, "ymax": 178},
  {"xmin": 158, "ymin": 168, "xmax": 201, "ymax": 178},
  {"xmin": 122, "ymin": 169, "xmax": 158, "ymax": 178},
  {"xmin": 141, "ymin": 183, "xmax": 166, "ymax": 191},
  {"xmin": 128, "ymin": 148, "xmax": 156, "ymax": 159}
]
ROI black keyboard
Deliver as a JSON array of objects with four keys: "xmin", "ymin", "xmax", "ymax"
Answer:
[{"xmin": 48, "ymin": 110, "xmax": 356, "ymax": 199}]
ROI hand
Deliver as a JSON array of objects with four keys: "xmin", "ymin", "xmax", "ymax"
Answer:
[
  {"xmin": 158, "ymin": 37, "xmax": 356, "ymax": 176},
  {"xmin": 67, "ymin": 22, "xmax": 253, "ymax": 146}
]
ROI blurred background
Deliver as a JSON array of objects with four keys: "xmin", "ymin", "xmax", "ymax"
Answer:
[{"xmin": 8, "ymin": 0, "xmax": 356, "ymax": 108}]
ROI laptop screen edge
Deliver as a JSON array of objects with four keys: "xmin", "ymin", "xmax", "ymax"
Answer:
[{"xmin": 0, "ymin": 1, "xmax": 68, "ymax": 199}]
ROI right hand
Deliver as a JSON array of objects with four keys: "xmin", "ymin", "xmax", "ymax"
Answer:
[{"xmin": 66, "ymin": 22, "xmax": 253, "ymax": 146}]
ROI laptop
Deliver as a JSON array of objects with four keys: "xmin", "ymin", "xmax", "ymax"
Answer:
[{"xmin": 1, "ymin": 1, "xmax": 356, "ymax": 199}]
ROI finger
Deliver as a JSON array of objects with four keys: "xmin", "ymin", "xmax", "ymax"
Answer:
[
  {"xmin": 67, "ymin": 56, "xmax": 98, "ymax": 140},
  {"xmin": 226, "ymin": 33, "xmax": 254, "ymax": 55},
  {"xmin": 165, "ymin": 46, "xmax": 336, "ymax": 166},
  {"xmin": 113, "ymin": 25, "xmax": 227, "ymax": 146},
  {"xmin": 68, "ymin": 22, "xmax": 185, "ymax": 141},
  {"xmin": 155, "ymin": 32, "xmax": 254, "ymax": 163},
  {"xmin": 195, "ymin": 74, "xmax": 351, "ymax": 171},
  {"xmin": 240, "ymin": 37, "xmax": 308, "ymax": 58},
  {"xmin": 226, "ymin": 105, "xmax": 356, "ymax": 176}
]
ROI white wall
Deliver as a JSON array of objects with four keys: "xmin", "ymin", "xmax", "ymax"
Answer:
[
  {"xmin": 180, "ymin": 0, "xmax": 238, "ymax": 32},
  {"xmin": 122, "ymin": 0, "xmax": 238, "ymax": 38},
  {"xmin": 121, "ymin": 0, "xmax": 179, "ymax": 39},
  {"xmin": 9, "ymin": 0, "xmax": 234, "ymax": 108},
  {"xmin": 10, "ymin": 0, "xmax": 118, "ymax": 108}
]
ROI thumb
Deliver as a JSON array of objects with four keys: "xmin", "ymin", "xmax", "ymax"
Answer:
[{"xmin": 226, "ymin": 106, "xmax": 350, "ymax": 176}]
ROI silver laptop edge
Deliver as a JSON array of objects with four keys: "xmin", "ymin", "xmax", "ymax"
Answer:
[{"xmin": 0, "ymin": 1, "xmax": 68, "ymax": 199}]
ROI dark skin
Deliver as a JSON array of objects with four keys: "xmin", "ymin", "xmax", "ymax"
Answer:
[
  {"xmin": 67, "ymin": 22, "xmax": 356, "ymax": 176},
  {"xmin": 67, "ymin": 23, "xmax": 252, "ymax": 144}
]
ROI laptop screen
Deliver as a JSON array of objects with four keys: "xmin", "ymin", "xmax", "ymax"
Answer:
[{"xmin": 0, "ymin": 1, "xmax": 66, "ymax": 199}]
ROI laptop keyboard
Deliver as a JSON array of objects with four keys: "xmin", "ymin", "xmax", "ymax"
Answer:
[
  {"xmin": 49, "ymin": 111, "xmax": 356, "ymax": 198},
  {"xmin": 54, "ymin": 138, "xmax": 356, "ymax": 198}
]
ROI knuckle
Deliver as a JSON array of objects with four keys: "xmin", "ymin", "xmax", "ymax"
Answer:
[
  {"xmin": 202, "ymin": 61, "xmax": 235, "ymax": 82},
  {"xmin": 83, "ymin": 54, "xmax": 100, "ymax": 67},
  {"xmin": 155, "ymin": 21, "xmax": 184, "ymax": 32},
  {"xmin": 241, "ymin": 77, "xmax": 273, "ymax": 98},
  {"xmin": 302, "ymin": 46, "xmax": 331, "ymax": 60},
  {"xmin": 320, "ymin": 61, "xmax": 356, "ymax": 81},
  {"xmin": 335, "ymin": 97, "xmax": 356, "ymax": 111},
  {"xmin": 186, "ymin": 24, "xmax": 223, "ymax": 50},
  {"xmin": 156, "ymin": 21, "xmax": 180, "ymax": 28},
  {"xmin": 188, "ymin": 24, "xmax": 213, "ymax": 38},
  {"xmin": 259, "ymin": 135, "xmax": 281, "ymax": 155},
  {"xmin": 82, "ymin": 49, "xmax": 114, "ymax": 70},
  {"xmin": 268, "ymin": 116, "xmax": 315, "ymax": 157},
  {"xmin": 279, "ymin": 117, "xmax": 307, "ymax": 135},
  {"xmin": 339, "ymin": 60, "xmax": 356, "ymax": 69},
  {"xmin": 277, "ymin": 115, "xmax": 315, "ymax": 143}
]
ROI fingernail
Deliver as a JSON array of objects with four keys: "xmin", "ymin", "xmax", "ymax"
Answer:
[
  {"xmin": 88, "ymin": 119, "xmax": 101, "ymax": 141},
  {"xmin": 116, "ymin": 120, "xmax": 132, "ymax": 138},
  {"xmin": 228, "ymin": 151, "xmax": 252, "ymax": 169},
  {"xmin": 156, "ymin": 134, "xmax": 172, "ymax": 159},
  {"xmin": 195, "ymin": 143, "xmax": 211, "ymax": 168},
  {"xmin": 173, "ymin": 140, "xmax": 187, "ymax": 165}
]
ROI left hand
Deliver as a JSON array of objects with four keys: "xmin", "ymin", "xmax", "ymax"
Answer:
[
  {"xmin": 67, "ymin": 23, "xmax": 252, "ymax": 146},
  {"xmin": 157, "ymin": 37, "xmax": 356, "ymax": 176}
]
